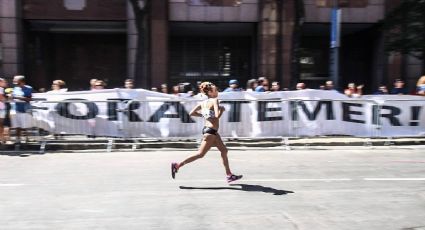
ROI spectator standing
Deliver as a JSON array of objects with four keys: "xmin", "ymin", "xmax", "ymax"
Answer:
[
  {"xmin": 296, "ymin": 82, "xmax": 306, "ymax": 90},
  {"xmin": 87, "ymin": 80, "xmax": 104, "ymax": 139},
  {"xmin": 246, "ymin": 79, "xmax": 257, "ymax": 92},
  {"xmin": 160, "ymin": 84, "xmax": 168, "ymax": 94},
  {"xmin": 415, "ymin": 75, "xmax": 425, "ymax": 96},
  {"xmin": 390, "ymin": 79, "xmax": 408, "ymax": 95},
  {"xmin": 374, "ymin": 85, "xmax": 389, "ymax": 95},
  {"xmin": 11, "ymin": 75, "xmax": 33, "ymax": 143},
  {"xmin": 271, "ymin": 81, "xmax": 280, "ymax": 91},
  {"xmin": 324, "ymin": 81, "xmax": 337, "ymax": 91},
  {"xmin": 223, "ymin": 79, "xmax": 243, "ymax": 92},
  {"xmin": 48, "ymin": 80, "xmax": 67, "ymax": 92},
  {"xmin": 172, "ymin": 85, "xmax": 180, "ymax": 96},
  {"xmin": 89, "ymin": 78, "xmax": 98, "ymax": 90},
  {"xmin": 124, "ymin": 79, "xmax": 134, "ymax": 89},
  {"xmin": 3, "ymin": 87, "xmax": 12, "ymax": 142},
  {"xmin": 0, "ymin": 78, "xmax": 7, "ymax": 143},
  {"xmin": 93, "ymin": 80, "xmax": 106, "ymax": 90},
  {"xmin": 255, "ymin": 77, "xmax": 269, "ymax": 92},
  {"xmin": 344, "ymin": 82, "xmax": 363, "ymax": 97}
]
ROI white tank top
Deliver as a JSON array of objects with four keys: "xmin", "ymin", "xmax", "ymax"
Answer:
[{"xmin": 200, "ymin": 99, "xmax": 215, "ymax": 119}]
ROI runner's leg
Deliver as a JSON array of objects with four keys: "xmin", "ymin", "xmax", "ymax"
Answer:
[
  {"xmin": 177, "ymin": 134, "xmax": 215, "ymax": 169},
  {"xmin": 215, "ymin": 134, "xmax": 232, "ymax": 175}
]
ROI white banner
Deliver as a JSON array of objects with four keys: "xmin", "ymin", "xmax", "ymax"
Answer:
[{"xmin": 30, "ymin": 89, "xmax": 425, "ymax": 138}]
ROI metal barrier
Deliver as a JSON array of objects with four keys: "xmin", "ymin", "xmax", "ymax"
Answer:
[{"xmin": 1, "ymin": 98, "xmax": 423, "ymax": 153}]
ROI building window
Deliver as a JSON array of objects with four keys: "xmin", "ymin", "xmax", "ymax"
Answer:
[
  {"xmin": 298, "ymin": 48, "xmax": 329, "ymax": 81},
  {"xmin": 188, "ymin": 0, "xmax": 242, "ymax": 7},
  {"xmin": 169, "ymin": 36, "xmax": 251, "ymax": 89},
  {"xmin": 316, "ymin": 0, "xmax": 368, "ymax": 8},
  {"xmin": 63, "ymin": 0, "xmax": 86, "ymax": 10}
]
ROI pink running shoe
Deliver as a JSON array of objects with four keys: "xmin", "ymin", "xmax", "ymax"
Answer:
[
  {"xmin": 227, "ymin": 174, "xmax": 243, "ymax": 183},
  {"xmin": 171, "ymin": 163, "xmax": 178, "ymax": 179}
]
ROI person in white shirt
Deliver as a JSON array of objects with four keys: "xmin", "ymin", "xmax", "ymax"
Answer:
[{"xmin": 0, "ymin": 78, "xmax": 8, "ymax": 143}]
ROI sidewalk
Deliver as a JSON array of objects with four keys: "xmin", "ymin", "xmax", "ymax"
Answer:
[{"xmin": 1, "ymin": 135, "xmax": 424, "ymax": 153}]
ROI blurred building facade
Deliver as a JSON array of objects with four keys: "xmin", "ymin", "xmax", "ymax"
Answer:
[{"xmin": 0, "ymin": 0, "xmax": 422, "ymax": 92}]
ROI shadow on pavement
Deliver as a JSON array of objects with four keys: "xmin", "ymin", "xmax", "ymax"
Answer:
[{"xmin": 179, "ymin": 184, "xmax": 294, "ymax": 196}]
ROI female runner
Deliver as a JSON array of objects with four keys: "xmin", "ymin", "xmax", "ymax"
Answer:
[{"xmin": 171, "ymin": 82, "xmax": 242, "ymax": 183}]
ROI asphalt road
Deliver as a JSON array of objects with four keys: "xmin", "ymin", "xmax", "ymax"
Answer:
[{"xmin": 1, "ymin": 146, "xmax": 425, "ymax": 230}]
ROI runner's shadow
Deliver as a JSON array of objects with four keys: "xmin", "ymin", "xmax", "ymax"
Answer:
[{"xmin": 179, "ymin": 184, "xmax": 294, "ymax": 196}]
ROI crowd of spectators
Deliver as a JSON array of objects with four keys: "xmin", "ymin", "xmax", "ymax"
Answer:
[
  {"xmin": 153, "ymin": 75, "xmax": 424, "ymax": 98},
  {"xmin": 25, "ymin": 76, "xmax": 417, "ymax": 98}
]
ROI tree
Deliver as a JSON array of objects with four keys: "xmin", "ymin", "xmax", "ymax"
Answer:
[
  {"xmin": 128, "ymin": 0, "xmax": 152, "ymax": 88},
  {"xmin": 382, "ymin": 0, "xmax": 425, "ymax": 71}
]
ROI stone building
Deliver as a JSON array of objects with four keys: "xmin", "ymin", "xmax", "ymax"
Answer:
[{"xmin": 0, "ymin": 0, "xmax": 422, "ymax": 92}]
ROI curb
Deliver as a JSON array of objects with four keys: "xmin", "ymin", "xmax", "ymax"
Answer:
[{"xmin": 1, "ymin": 137, "xmax": 424, "ymax": 153}]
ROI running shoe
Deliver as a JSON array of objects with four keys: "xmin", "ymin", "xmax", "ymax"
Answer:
[
  {"xmin": 171, "ymin": 163, "xmax": 178, "ymax": 179},
  {"xmin": 227, "ymin": 174, "xmax": 243, "ymax": 183}
]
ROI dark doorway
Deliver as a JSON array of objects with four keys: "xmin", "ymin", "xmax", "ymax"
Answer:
[
  {"xmin": 299, "ymin": 23, "xmax": 379, "ymax": 91},
  {"xmin": 169, "ymin": 36, "xmax": 252, "ymax": 91},
  {"xmin": 169, "ymin": 22, "xmax": 255, "ymax": 91},
  {"xmin": 25, "ymin": 31, "xmax": 126, "ymax": 91}
]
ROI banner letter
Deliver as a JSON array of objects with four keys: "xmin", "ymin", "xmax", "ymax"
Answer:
[
  {"xmin": 257, "ymin": 100, "xmax": 283, "ymax": 121},
  {"xmin": 342, "ymin": 102, "xmax": 365, "ymax": 124},
  {"xmin": 55, "ymin": 99, "xmax": 98, "ymax": 120},
  {"xmin": 221, "ymin": 101, "xmax": 250, "ymax": 122},
  {"xmin": 372, "ymin": 105, "xmax": 402, "ymax": 126},
  {"xmin": 148, "ymin": 102, "xmax": 195, "ymax": 123}
]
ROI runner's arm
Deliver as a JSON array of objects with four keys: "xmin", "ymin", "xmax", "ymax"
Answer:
[
  {"xmin": 217, "ymin": 105, "xmax": 225, "ymax": 119},
  {"xmin": 189, "ymin": 104, "xmax": 202, "ymax": 117},
  {"xmin": 213, "ymin": 98, "xmax": 220, "ymax": 118}
]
